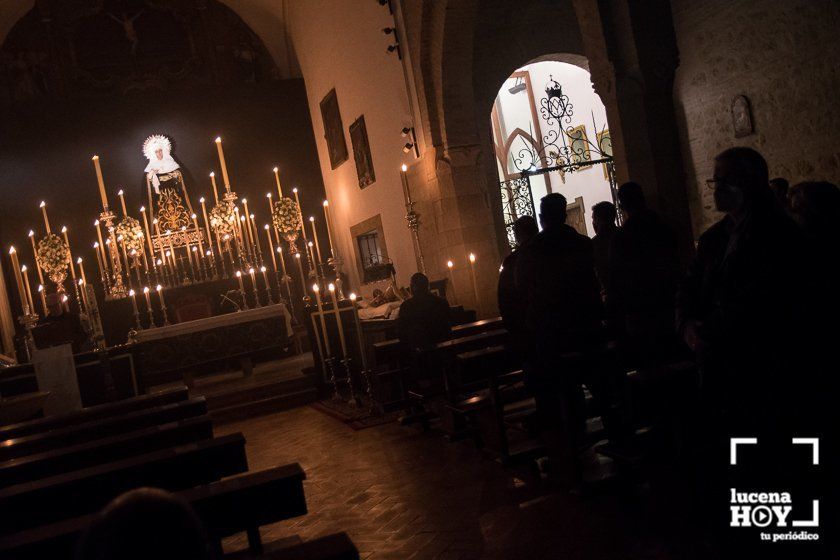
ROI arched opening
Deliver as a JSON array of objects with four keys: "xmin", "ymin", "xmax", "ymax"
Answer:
[{"xmin": 491, "ymin": 60, "xmax": 616, "ymax": 246}]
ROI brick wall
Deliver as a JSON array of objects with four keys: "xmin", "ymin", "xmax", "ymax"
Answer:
[{"xmin": 672, "ymin": 0, "xmax": 840, "ymax": 235}]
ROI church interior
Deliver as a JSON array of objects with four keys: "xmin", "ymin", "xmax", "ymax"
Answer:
[{"xmin": 0, "ymin": 0, "xmax": 837, "ymax": 558}]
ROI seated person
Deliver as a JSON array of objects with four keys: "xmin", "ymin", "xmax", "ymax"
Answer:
[
  {"xmin": 32, "ymin": 293, "xmax": 92, "ymax": 354},
  {"xmin": 397, "ymin": 273, "xmax": 451, "ymax": 351}
]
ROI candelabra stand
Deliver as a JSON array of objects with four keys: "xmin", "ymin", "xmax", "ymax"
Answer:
[
  {"xmin": 405, "ymin": 203, "xmax": 426, "ymax": 274},
  {"xmin": 18, "ymin": 311, "xmax": 38, "ymax": 363},
  {"xmin": 324, "ymin": 356, "xmax": 340, "ymax": 400},
  {"xmin": 132, "ymin": 304, "xmax": 142, "ymax": 331},
  {"xmin": 100, "ymin": 209, "xmax": 128, "ymax": 298},
  {"xmin": 160, "ymin": 301, "xmax": 171, "ymax": 326},
  {"xmin": 146, "ymin": 305, "xmax": 157, "ymax": 329},
  {"xmin": 329, "ymin": 254, "xmax": 346, "ymax": 300},
  {"xmin": 251, "ymin": 283, "xmax": 262, "ymax": 308},
  {"xmin": 341, "ymin": 357, "xmax": 361, "ymax": 407}
]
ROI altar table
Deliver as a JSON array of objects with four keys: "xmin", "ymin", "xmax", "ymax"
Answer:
[{"xmin": 129, "ymin": 303, "xmax": 293, "ymax": 392}]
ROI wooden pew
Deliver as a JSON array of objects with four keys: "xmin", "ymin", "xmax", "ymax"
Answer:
[
  {"xmin": 0, "ymin": 386, "xmax": 189, "ymax": 442},
  {"xmin": 0, "ymin": 463, "xmax": 306, "ymax": 559},
  {"xmin": 257, "ymin": 532, "xmax": 359, "ymax": 560},
  {"xmin": 0, "ymin": 397, "xmax": 207, "ymax": 461},
  {"xmin": 0, "ymin": 432, "xmax": 248, "ymax": 534},
  {"xmin": 0, "ymin": 415, "xmax": 214, "ymax": 488}
]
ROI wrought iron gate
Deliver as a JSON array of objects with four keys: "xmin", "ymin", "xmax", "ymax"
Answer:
[{"xmin": 499, "ymin": 74, "xmax": 618, "ymax": 248}]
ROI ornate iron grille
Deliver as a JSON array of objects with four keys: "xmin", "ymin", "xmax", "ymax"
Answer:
[{"xmin": 500, "ymin": 176, "xmax": 536, "ymax": 248}]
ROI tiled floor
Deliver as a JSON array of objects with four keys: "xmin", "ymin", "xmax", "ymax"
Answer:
[{"xmin": 216, "ymin": 405, "xmax": 676, "ymax": 559}]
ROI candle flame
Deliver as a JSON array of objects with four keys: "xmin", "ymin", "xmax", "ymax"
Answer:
[
  {"xmin": 294, "ymin": 253, "xmax": 300, "ymax": 259},
  {"xmin": 140, "ymin": 206, "xmax": 145, "ymax": 212},
  {"xmin": 276, "ymin": 246, "xmax": 281, "ymax": 253},
  {"xmin": 236, "ymin": 271, "xmax": 242, "ymax": 277},
  {"xmin": 209, "ymin": 172, "xmax": 215, "ymax": 177},
  {"xmin": 77, "ymin": 257, "xmax": 82, "ymax": 263},
  {"xmin": 261, "ymin": 266, "xmax": 266, "ymax": 272},
  {"xmin": 39, "ymin": 201, "xmax": 45, "ymax": 208},
  {"xmin": 38, "ymin": 284, "xmax": 43, "ymax": 292},
  {"xmin": 191, "ymin": 213, "xmax": 197, "ymax": 219},
  {"xmin": 79, "ymin": 278, "xmax": 84, "ymax": 286},
  {"xmin": 447, "ymin": 260, "xmax": 453, "ymax": 268},
  {"xmin": 129, "ymin": 289, "xmax": 135, "ymax": 296},
  {"xmin": 117, "ymin": 189, "xmax": 124, "ymax": 196},
  {"xmin": 143, "ymin": 286, "xmax": 149, "ymax": 293},
  {"xmin": 62, "ymin": 295, "xmax": 68, "ymax": 302},
  {"xmin": 323, "ymin": 200, "xmax": 329, "ymax": 207},
  {"xmin": 249, "ymin": 267, "xmax": 255, "ymax": 274},
  {"xmin": 350, "ymin": 293, "xmax": 357, "ymax": 301},
  {"xmin": 309, "ymin": 216, "xmax": 315, "ymax": 222},
  {"xmin": 312, "ymin": 283, "xmax": 319, "ymax": 292},
  {"xmin": 401, "ymin": 164, "xmax": 407, "ymax": 172},
  {"xmin": 8, "ymin": 246, "xmax": 15, "ymax": 255},
  {"xmin": 308, "ymin": 241, "xmax": 313, "ymax": 247},
  {"xmin": 215, "ymin": 137, "xmax": 222, "ymax": 143},
  {"xmin": 328, "ymin": 283, "xmax": 335, "ymax": 291},
  {"xmin": 61, "ymin": 226, "xmax": 67, "ymax": 233},
  {"xmin": 92, "ymin": 155, "xmax": 99, "ymax": 161},
  {"xmin": 94, "ymin": 220, "xmax": 99, "ymax": 226},
  {"xmin": 292, "ymin": 187, "xmax": 298, "ymax": 193},
  {"xmin": 250, "ymin": 213, "xmax": 254, "ymax": 219},
  {"xmin": 240, "ymin": 216, "xmax": 246, "ymax": 222},
  {"xmin": 264, "ymin": 224, "xmax": 269, "ymax": 230},
  {"xmin": 28, "ymin": 230, "xmax": 34, "ymax": 237},
  {"xmin": 266, "ymin": 192, "xmax": 272, "ymax": 198},
  {"xmin": 273, "ymin": 166, "xmax": 278, "ymax": 173},
  {"xmin": 192, "ymin": 246, "xmax": 197, "ymax": 252},
  {"xmin": 199, "ymin": 197, "xmax": 205, "ymax": 203},
  {"xmin": 469, "ymin": 253, "xmax": 476, "ymax": 263},
  {"xmin": 93, "ymin": 242, "xmax": 99, "ymax": 248},
  {"xmin": 156, "ymin": 284, "xmax": 162, "ymax": 291},
  {"xmin": 21, "ymin": 265, "xmax": 27, "ymax": 272},
  {"xmin": 242, "ymin": 198, "xmax": 247, "ymax": 203}
]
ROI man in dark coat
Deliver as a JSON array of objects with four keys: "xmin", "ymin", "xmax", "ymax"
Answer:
[
  {"xmin": 515, "ymin": 193, "xmax": 603, "ymax": 488},
  {"xmin": 398, "ymin": 272, "xmax": 451, "ymax": 351},
  {"xmin": 498, "ymin": 215, "xmax": 539, "ymax": 343},
  {"xmin": 591, "ymin": 201, "xmax": 617, "ymax": 296}
]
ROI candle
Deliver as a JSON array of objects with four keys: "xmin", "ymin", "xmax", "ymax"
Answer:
[
  {"xmin": 235, "ymin": 270, "xmax": 245, "ymax": 304},
  {"xmin": 328, "ymin": 283, "xmax": 347, "ymax": 357},
  {"xmin": 28, "ymin": 230, "xmax": 47, "ymax": 314},
  {"xmin": 294, "ymin": 253, "xmax": 307, "ymax": 298},
  {"xmin": 468, "ymin": 253, "xmax": 479, "ymax": 306},
  {"xmin": 77, "ymin": 278, "xmax": 88, "ymax": 314},
  {"xmin": 93, "ymin": 243, "xmax": 105, "ymax": 281},
  {"xmin": 248, "ymin": 267, "xmax": 257, "ymax": 300},
  {"xmin": 277, "ymin": 245, "xmax": 289, "ymax": 280},
  {"xmin": 156, "ymin": 284, "xmax": 166, "ymax": 313},
  {"xmin": 209, "ymin": 172, "xmax": 219, "ymax": 204},
  {"xmin": 447, "ymin": 260, "xmax": 458, "ymax": 304},
  {"xmin": 264, "ymin": 225, "xmax": 278, "ymax": 271},
  {"xmin": 143, "ymin": 286, "xmax": 153, "ymax": 315},
  {"xmin": 239, "ymin": 214, "xmax": 250, "ymax": 256},
  {"xmin": 39, "ymin": 201, "xmax": 51, "ymax": 234},
  {"xmin": 92, "ymin": 155, "xmax": 108, "ymax": 209},
  {"xmin": 309, "ymin": 216, "xmax": 323, "ymax": 267},
  {"xmin": 273, "ymin": 167, "xmax": 283, "ymax": 198},
  {"xmin": 9, "ymin": 248, "xmax": 26, "ymax": 314},
  {"xmin": 62, "ymin": 227, "xmax": 77, "ymax": 282},
  {"xmin": 266, "ymin": 193, "xmax": 274, "ymax": 225},
  {"xmin": 95, "ymin": 220, "xmax": 108, "ymax": 273},
  {"xmin": 139, "ymin": 207, "xmax": 156, "ymax": 272},
  {"xmin": 241, "ymin": 199, "xmax": 254, "ymax": 253},
  {"xmin": 214, "ymin": 137, "xmax": 231, "ymax": 191},
  {"xmin": 322, "ymin": 200, "xmax": 335, "ymax": 258},
  {"xmin": 117, "ymin": 189, "xmax": 128, "ymax": 217},
  {"xmin": 400, "ymin": 164, "xmax": 411, "ymax": 203},
  {"xmin": 312, "ymin": 283, "xmax": 331, "ymax": 356},
  {"xmin": 292, "ymin": 188, "xmax": 307, "ymax": 241},
  {"xmin": 77, "ymin": 257, "xmax": 88, "ymax": 285},
  {"xmin": 21, "ymin": 265, "xmax": 34, "ymax": 314},
  {"xmin": 199, "ymin": 198, "xmax": 213, "ymax": 257},
  {"xmin": 191, "ymin": 213, "xmax": 205, "ymax": 261},
  {"xmin": 129, "ymin": 288, "xmax": 139, "ymax": 317},
  {"xmin": 250, "ymin": 214, "xmax": 262, "ymax": 255},
  {"xmin": 349, "ymin": 293, "xmax": 369, "ymax": 370},
  {"xmin": 307, "ymin": 242, "xmax": 317, "ymax": 274},
  {"xmin": 260, "ymin": 265, "xmax": 270, "ymax": 292}
]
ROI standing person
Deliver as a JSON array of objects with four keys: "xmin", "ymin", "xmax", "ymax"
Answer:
[
  {"xmin": 515, "ymin": 193, "xmax": 603, "ymax": 490},
  {"xmin": 607, "ymin": 182, "xmax": 681, "ymax": 366},
  {"xmin": 498, "ymin": 215, "xmax": 539, "ymax": 341},
  {"xmin": 590, "ymin": 201, "xmax": 617, "ymax": 297}
]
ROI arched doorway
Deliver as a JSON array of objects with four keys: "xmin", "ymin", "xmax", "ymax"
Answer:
[{"xmin": 491, "ymin": 60, "xmax": 616, "ymax": 246}]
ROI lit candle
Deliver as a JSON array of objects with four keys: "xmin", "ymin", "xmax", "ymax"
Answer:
[
  {"xmin": 214, "ymin": 137, "xmax": 231, "ymax": 192},
  {"xmin": 468, "ymin": 253, "xmax": 479, "ymax": 306},
  {"xmin": 21, "ymin": 265, "xmax": 34, "ymax": 314},
  {"xmin": 264, "ymin": 225, "xmax": 278, "ymax": 271},
  {"xmin": 447, "ymin": 260, "xmax": 457, "ymax": 304},
  {"xmin": 209, "ymin": 172, "xmax": 219, "ymax": 204},
  {"xmin": 400, "ymin": 164, "xmax": 411, "ymax": 203},
  {"xmin": 294, "ymin": 253, "xmax": 307, "ymax": 298},
  {"xmin": 349, "ymin": 293, "xmax": 369, "ymax": 370},
  {"xmin": 9, "ymin": 250, "xmax": 28, "ymax": 310},
  {"xmin": 95, "ymin": 220, "xmax": 108, "ymax": 273},
  {"xmin": 248, "ymin": 267, "xmax": 257, "ymax": 293},
  {"xmin": 241, "ymin": 199, "xmax": 254, "ymax": 253},
  {"xmin": 273, "ymin": 166, "xmax": 283, "ymax": 198},
  {"xmin": 129, "ymin": 288, "xmax": 139, "ymax": 317},
  {"xmin": 277, "ymin": 245, "xmax": 289, "ymax": 281},
  {"xmin": 309, "ymin": 216, "xmax": 323, "ymax": 266},
  {"xmin": 292, "ymin": 188, "xmax": 307, "ymax": 241},
  {"xmin": 92, "ymin": 155, "xmax": 108, "ymax": 209},
  {"xmin": 199, "ymin": 198, "xmax": 213, "ymax": 258},
  {"xmin": 328, "ymin": 283, "xmax": 348, "ymax": 357},
  {"xmin": 140, "ymin": 207, "xmax": 156, "ymax": 273},
  {"xmin": 266, "ymin": 192, "xmax": 274, "ymax": 225},
  {"xmin": 239, "ymin": 214, "xmax": 251, "ymax": 256},
  {"xmin": 235, "ymin": 270, "xmax": 245, "ymax": 301},
  {"xmin": 39, "ymin": 201, "xmax": 51, "ymax": 234},
  {"xmin": 93, "ymin": 242, "xmax": 105, "ymax": 281},
  {"xmin": 143, "ymin": 286, "xmax": 153, "ymax": 315},
  {"xmin": 119, "ymin": 236, "xmax": 130, "ymax": 284},
  {"xmin": 28, "ymin": 230, "xmax": 47, "ymax": 313},
  {"xmin": 62, "ymin": 226, "xmax": 77, "ymax": 283},
  {"xmin": 183, "ymin": 227, "xmax": 195, "ymax": 279},
  {"xmin": 260, "ymin": 265, "xmax": 270, "ymax": 294},
  {"xmin": 191, "ymin": 214, "xmax": 205, "ymax": 264},
  {"xmin": 77, "ymin": 278, "xmax": 88, "ymax": 314},
  {"xmin": 156, "ymin": 284, "xmax": 166, "ymax": 313},
  {"xmin": 250, "ymin": 213, "xmax": 262, "ymax": 255},
  {"xmin": 322, "ymin": 200, "xmax": 335, "ymax": 258},
  {"xmin": 307, "ymin": 241, "xmax": 317, "ymax": 274},
  {"xmin": 117, "ymin": 189, "xmax": 128, "ymax": 217},
  {"xmin": 312, "ymin": 283, "xmax": 331, "ymax": 356},
  {"xmin": 77, "ymin": 257, "xmax": 88, "ymax": 286}
]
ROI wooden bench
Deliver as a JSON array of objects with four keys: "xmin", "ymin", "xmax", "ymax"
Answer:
[
  {"xmin": 255, "ymin": 532, "xmax": 359, "ymax": 560},
  {"xmin": 0, "ymin": 415, "xmax": 214, "ymax": 488},
  {"xmin": 0, "ymin": 385, "xmax": 189, "ymax": 442},
  {"xmin": 0, "ymin": 397, "xmax": 207, "ymax": 461},
  {"xmin": 0, "ymin": 432, "xmax": 248, "ymax": 533},
  {"xmin": 0, "ymin": 463, "xmax": 306, "ymax": 559}
]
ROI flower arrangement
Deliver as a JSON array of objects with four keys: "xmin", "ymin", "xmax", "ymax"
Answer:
[
  {"xmin": 36, "ymin": 233, "xmax": 70, "ymax": 290},
  {"xmin": 209, "ymin": 202, "xmax": 237, "ymax": 236},
  {"xmin": 271, "ymin": 197, "xmax": 302, "ymax": 242},
  {"xmin": 116, "ymin": 216, "xmax": 145, "ymax": 252}
]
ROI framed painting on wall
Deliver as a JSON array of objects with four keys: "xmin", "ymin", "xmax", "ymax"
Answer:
[
  {"xmin": 319, "ymin": 88, "xmax": 348, "ymax": 169},
  {"xmin": 350, "ymin": 115, "xmax": 376, "ymax": 188},
  {"xmin": 596, "ymin": 129, "xmax": 613, "ymax": 179},
  {"xmin": 565, "ymin": 125, "xmax": 590, "ymax": 163}
]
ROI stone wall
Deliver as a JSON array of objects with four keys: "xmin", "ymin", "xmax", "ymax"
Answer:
[{"xmin": 672, "ymin": 0, "xmax": 840, "ymax": 235}]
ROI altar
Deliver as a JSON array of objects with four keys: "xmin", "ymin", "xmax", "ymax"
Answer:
[{"xmin": 128, "ymin": 303, "xmax": 293, "ymax": 392}]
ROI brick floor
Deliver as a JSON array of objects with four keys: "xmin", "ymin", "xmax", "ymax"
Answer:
[{"xmin": 217, "ymin": 406, "xmax": 671, "ymax": 559}]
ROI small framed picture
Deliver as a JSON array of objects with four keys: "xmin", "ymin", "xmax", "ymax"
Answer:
[
  {"xmin": 319, "ymin": 89, "xmax": 349, "ymax": 169},
  {"xmin": 350, "ymin": 115, "xmax": 376, "ymax": 188}
]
